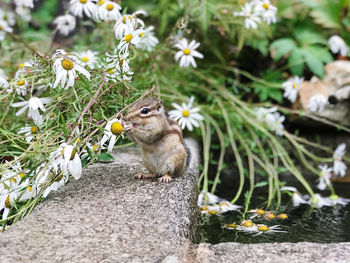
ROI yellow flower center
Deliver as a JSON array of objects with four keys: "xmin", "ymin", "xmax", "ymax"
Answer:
[
  {"xmin": 119, "ymin": 59, "xmax": 124, "ymax": 67},
  {"xmin": 61, "ymin": 147, "xmax": 77, "ymax": 160},
  {"xmin": 266, "ymin": 213, "xmax": 276, "ymax": 220},
  {"xmin": 335, "ymin": 156, "xmax": 341, "ymax": 161},
  {"xmin": 243, "ymin": 220, "xmax": 254, "ymax": 227},
  {"xmin": 92, "ymin": 144, "xmax": 99, "ymax": 153},
  {"xmin": 139, "ymin": 32, "xmax": 144, "ymax": 38},
  {"xmin": 125, "ymin": 34, "xmax": 133, "ymax": 43},
  {"xmin": 258, "ymin": 225, "xmax": 270, "ymax": 232},
  {"xmin": 208, "ymin": 210, "xmax": 217, "ymax": 215},
  {"xmin": 19, "ymin": 173, "xmax": 25, "ymax": 178},
  {"xmin": 98, "ymin": 0, "xmax": 105, "ymax": 6},
  {"xmin": 292, "ymin": 83, "xmax": 296, "ymax": 89},
  {"xmin": 80, "ymin": 0, "xmax": 87, "ymax": 3},
  {"xmin": 0, "ymin": 25, "xmax": 2, "ymax": 31},
  {"xmin": 31, "ymin": 126, "xmax": 37, "ymax": 133},
  {"xmin": 183, "ymin": 48, "xmax": 191, "ymax": 55},
  {"xmin": 10, "ymin": 178, "xmax": 17, "ymax": 183},
  {"xmin": 17, "ymin": 79, "xmax": 25, "ymax": 86},
  {"xmin": 200, "ymin": 206, "xmax": 208, "ymax": 211},
  {"xmin": 182, "ymin": 110, "xmax": 190, "ymax": 117},
  {"xmin": 122, "ymin": 15, "xmax": 131, "ymax": 24},
  {"xmin": 5, "ymin": 195, "xmax": 11, "ymax": 209},
  {"xmin": 111, "ymin": 122, "xmax": 123, "ymax": 135},
  {"xmin": 278, "ymin": 213, "xmax": 288, "ymax": 220},
  {"xmin": 219, "ymin": 202, "xmax": 229, "ymax": 207},
  {"xmin": 256, "ymin": 209, "xmax": 265, "ymax": 215},
  {"xmin": 108, "ymin": 69, "xmax": 115, "ymax": 74},
  {"xmin": 61, "ymin": 59, "xmax": 74, "ymax": 70},
  {"xmin": 263, "ymin": 3, "xmax": 269, "ymax": 9},
  {"xmin": 28, "ymin": 186, "xmax": 33, "ymax": 192},
  {"xmin": 106, "ymin": 3, "xmax": 114, "ymax": 11},
  {"xmin": 82, "ymin": 57, "xmax": 89, "ymax": 62},
  {"xmin": 19, "ymin": 63, "xmax": 25, "ymax": 68},
  {"xmin": 76, "ymin": 138, "xmax": 81, "ymax": 143},
  {"xmin": 226, "ymin": 223, "xmax": 237, "ymax": 228}
]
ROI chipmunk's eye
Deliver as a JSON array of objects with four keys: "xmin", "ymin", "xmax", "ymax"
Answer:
[{"xmin": 141, "ymin": 107, "xmax": 150, "ymax": 114}]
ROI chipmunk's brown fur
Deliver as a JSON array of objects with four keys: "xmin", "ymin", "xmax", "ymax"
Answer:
[{"xmin": 124, "ymin": 98, "xmax": 190, "ymax": 182}]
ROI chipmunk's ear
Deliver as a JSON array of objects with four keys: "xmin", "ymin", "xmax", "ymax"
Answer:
[{"xmin": 159, "ymin": 99, "xmax": 163, "ymax": 105}]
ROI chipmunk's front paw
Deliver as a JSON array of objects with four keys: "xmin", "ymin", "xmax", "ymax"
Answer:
[
  {"xmin": 135, "ymin": 173, "xmax": 156, "ymax": 179},
  {"xmin": 157, "ymin": 174, "xmax": 172, "ymax": 183}
]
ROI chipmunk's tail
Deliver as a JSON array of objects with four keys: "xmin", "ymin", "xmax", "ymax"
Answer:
[{"xmin": 184, "ymin": 138, "xmax": 200, "ymax": 172}]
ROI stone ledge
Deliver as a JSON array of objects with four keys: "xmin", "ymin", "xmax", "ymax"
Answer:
[
  {"xmin": 183, "ymin": 242, "xmax": 350, "ymax": 263},
  {"xmin": 0, "ymin": 139, "xmax": 199, "ymax": 263}
]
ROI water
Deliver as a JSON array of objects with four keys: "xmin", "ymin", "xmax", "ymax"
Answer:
[{"xmin": 197, "ymin": 184, "xmax": 350, "ymax": 244}]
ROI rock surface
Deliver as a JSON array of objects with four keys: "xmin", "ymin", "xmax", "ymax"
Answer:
[
  {"xmin": 183, "ymin": 242, "xmax": 350, "ymax": 263},
  {"xmin": 0, "ymin": 141, "xmax": 199, "ymax": 263}
]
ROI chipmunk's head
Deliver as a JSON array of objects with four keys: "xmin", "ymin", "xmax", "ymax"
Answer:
[{"xmin": 124, "ymin": 98, "xmax": 167, "ymax": 143}]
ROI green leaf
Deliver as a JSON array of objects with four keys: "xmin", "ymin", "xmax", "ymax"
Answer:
[
  {"xmin": 304, "ymin": 45, "xmax": 333, "ymax": 63},
  {"xmin": 255, "ymin": 181, "xmax": 268, "ymax": 188},
  {"xmin": 270, "ymin": 38, "xmax": 296, "ymax": 61},
  {"xmin": 97, "ymin": 152, "xmax": 115, "ymax": 163},
  {"xmin": 288, "ymin": 48, "xmax": 304, "ymax": 75},
  {"xmin": 294, "ymin": 29, "xmax": 328, "ymax": 46},
  {"xmin": 303, "ymin": 50, "xmax": 324, "ymax": 77}
]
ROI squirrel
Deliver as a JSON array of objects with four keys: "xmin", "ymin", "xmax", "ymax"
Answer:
[{"xmin": 123, "ymin": 98, "xmax": 191, "ymax": 182}]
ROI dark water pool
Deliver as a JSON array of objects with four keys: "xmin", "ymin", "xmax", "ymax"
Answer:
[{"xmin": 196, "ymin": 203, "xmax": 350, "ymax": 243}]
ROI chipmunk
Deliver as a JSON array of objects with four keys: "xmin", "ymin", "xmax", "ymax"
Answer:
[{"xmin": 123, "ymin": 98, "xmax": 191, "ymax": 182}]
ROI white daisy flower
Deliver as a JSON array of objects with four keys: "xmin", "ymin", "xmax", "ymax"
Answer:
[
  {"xmin": 0, "ymin": 20, "xmax": 13, "ymax": 41},
  {"xmin": 0, "ymin": 10, "xmax": 16, "ymax": 26},
  {"xmin": 17, "ymin": 124, "xmax": 38, "ymax": 143},
  {"xmin": 333, "ymin": 143, "xmax": 347, "ymax": 177},
  {"xmin": 308, "ymin": 95, "xmax": 328, "ymax": 113},
  {"xmin": 14, "ymin": 0, "xmax": 34, "ymax": 8},
  {"xmin": 114, "ymin": 11, "xmax": 146, "ymax": 39},
  {"xmin": 328, "ymin": 35, "xmax": 349, "ymax": 57},
  {"xmin": 51, "ymin": 143, "xmax": 83, "ymax": 180},
  {"xmin": 254, "ymin": 0, "xmax": 277, "ymax": 25},
  {"xmin": 168, "ymin": 96, "xmax": 204, "ymax": 131},
  {"xmin": 13, "ymin": 77, "xmax": 28, "ymax": 96},
  {"xmin": 328, "ymin": 194, "xmax": 350, "ymax": 206},
  {"xmin": 280, "ymin": 186, "xmax": 309, "ymax": 207},
  {"xmin": 101, "ymin": 118, "xmax": 124, "ymax": 152},
  {"xmin": 0, "ymin": 76, "xmax": 9, "ymax": 92},
  {"xmin": 53, "ymin": 14, "xmax": 76, "ymax": 36},
  {"xmin": 117, "ymin": 20, "xmax": 144, "ymax": 55},
  {"xmin": 316, "ymin": 164, "xmax": 333, "ymax": 191},
  {"xmin": 11, "ymin": 96, "xmax": 51, "ymax": 125},
  {"xmin": 269, "ymin": 111, "xmax": 285, "ymax": 136},
  {"xmin": 174, "ymin": 38, "xmax": 204, "ymax": 68},
  {"xmin": 0, "ymin": 188, "xmax": 18, "ymax": 220},
  {"xmin": 69, "ymin": 0, "xmax": 97, "ymax": 18},
  {"xmin": 52, "ymin": 49, "xmax": 90, "ymax": 89},
  {"xmin": 282, "ymin": 76, "xmax": 304, "ymax": 103},
  {"xmin": 97, "ymin": 0, "xmax": 121, "ymax": 21},
  {"xmin": 198, "ymin": 191, "xmax": 241, "ymax": 215},
  {"xmin": 311, "ymin": 193, "xmax": 334, "ymax": 208},
  {"xmin": 77, "ymin": 50, "xmax": 97, "ymax": 69},
  {"xmin": 14, "ymin": 5, "xmax": 32, "ymax": 22},
  {"xmin": 135, "ymin": 26, "xmax": 159, "ymax": 52},
  {"xmin": 234, "ymin": 2, "xmax": 261, "ymax": 29}
]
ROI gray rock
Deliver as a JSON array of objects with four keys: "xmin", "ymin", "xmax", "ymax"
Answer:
[
  {"xmin": 183, "ymin": 242, "xmax": 350, "ymax": 263},
  {"xmin": 0, "ymin": 140, "xmax": 199, "ymax": 263}
]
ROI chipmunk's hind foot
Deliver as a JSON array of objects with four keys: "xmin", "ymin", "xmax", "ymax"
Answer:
[
  {"xmin": 157, "ymin": 174, "xmax": 172, "ymax": 183},
  {"xmin": 135, "ymin": 173, "xmax": 156, "ymax": 179}
]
